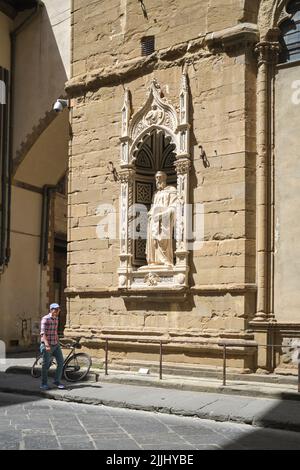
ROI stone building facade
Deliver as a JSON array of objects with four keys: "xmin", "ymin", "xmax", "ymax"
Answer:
[
  {"xmin": 0, "ymin": 0, "xmax": 70, "ymax": 350},
  {"xmin": 65, "ymin": 0, "xmax": 300, "ymax": 374}
]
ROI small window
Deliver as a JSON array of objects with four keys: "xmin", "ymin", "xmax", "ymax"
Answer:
[
  {"xmin": 141, "ymin": 36, "xmax": 155, "ymax": 56},
  {"xmin": 279, "ymin": 0, "xmax": 300, "ymax": 63}
]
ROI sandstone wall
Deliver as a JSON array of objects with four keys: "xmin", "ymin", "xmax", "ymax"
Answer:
[
  {"xmin": 72, "ymin": 0, "xmax": 259, "ymax": 76},
  {"xmin": 66, "ymin": 0, "xmax": 258, "ymax": 371}
]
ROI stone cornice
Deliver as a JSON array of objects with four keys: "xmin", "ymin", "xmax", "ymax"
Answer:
[
  {"xmin": 65, "ymin": 37, "xmax": 207, "ymax": 98},
  {"xmin": 65, "ymin": 287, "xmax": 121, "ymax": 298},
  {"xmin": 65, "ymin": 283, "xmax": 256, "ymax": 298},
  {"xmin": 205, "ymin": 23, "xmax": 259, "ymax": 50},
  {"xmin": 65, "ymin": 23, "xmax": 259, "ymax": 98},
  {"xmin": 191, "ymin": 283, "xmax": 257, "ymax": 294}
]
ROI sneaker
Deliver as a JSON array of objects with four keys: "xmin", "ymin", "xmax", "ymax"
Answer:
[
  {"xmin": 53, "ymin": 382, "xmax": 66, "ymax": 389},
  {"xmin": 40, "ymin": 384, "xmax": 50, "ymax": 391}
]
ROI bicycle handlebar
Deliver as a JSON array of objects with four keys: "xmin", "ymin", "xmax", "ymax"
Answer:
[{"xmin": 60, "ymin": 340, "xmax": 81, "ymax": 349}]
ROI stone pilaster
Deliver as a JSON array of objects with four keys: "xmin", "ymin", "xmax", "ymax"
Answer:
[
  {"xmin": 118, "ymin": 169, "xmax": 135, "ymax": 288},
  {"xmin": 253, "ymin": 39, "xmax": 280, "ymax": 322}
]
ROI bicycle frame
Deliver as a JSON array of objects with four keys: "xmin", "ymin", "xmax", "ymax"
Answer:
[
  {"xmin": 32, "ymin": 340, "xmax": 90, "ymax": 381},
  {"xmin": 60, "ymin": 342, "xmax": 79, "ymax": 367}
]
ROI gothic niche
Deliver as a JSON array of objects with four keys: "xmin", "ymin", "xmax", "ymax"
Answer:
[{"xmin": 118, "ymin": 76, "xmax": 191, "ymax": 291}]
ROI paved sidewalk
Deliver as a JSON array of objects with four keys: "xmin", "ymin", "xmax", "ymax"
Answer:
[{"xmin": 1, "ymin": 366, "xmax": 300, "ymax": 434}]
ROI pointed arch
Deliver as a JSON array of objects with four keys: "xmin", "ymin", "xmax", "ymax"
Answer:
[{"xmin": 258, "ymin": 0, "xmax": 292, "ymax": 38}]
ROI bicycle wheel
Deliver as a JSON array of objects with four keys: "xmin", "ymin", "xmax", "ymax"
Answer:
[
  {"xmin": 63, "ymin": 353, "xmax": 92, "ymax": 382},
  {"xmin": 31, "ymin": 355, "xmax": 57, "ymax": 378}
]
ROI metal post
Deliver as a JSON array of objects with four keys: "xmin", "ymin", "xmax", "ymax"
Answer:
[
  {"xmin": 159, "ymin": 341, "xmax": 163, "ymax": 380},
  {"xmin": 270, "ymin": 327, "xmax": 275, "ymax": 372},
  {"xmin": 105, "ymin": 339, "xmax": 108, "ymax": 376},
  {"xmin": 223, "ymin": 344, "xmax": 227, "ymax": 386},
  {"xmin": 298, "ymin": 347, "xmax": 300, "ymax": 393}
]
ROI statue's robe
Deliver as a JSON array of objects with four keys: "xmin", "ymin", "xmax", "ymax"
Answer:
[{"xmin": 146, "ymin": 185, "xmax": 177, "ymax": 266}]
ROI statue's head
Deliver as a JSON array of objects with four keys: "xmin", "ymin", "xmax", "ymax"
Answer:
[{"xmin": 155, "ymin": 171, "xmax": 167, "ymax": 190}]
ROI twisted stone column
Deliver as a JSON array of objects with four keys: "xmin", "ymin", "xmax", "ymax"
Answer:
[{"xmin": 118, "ymin": 169, "xmax": 135, "ymax": 288}]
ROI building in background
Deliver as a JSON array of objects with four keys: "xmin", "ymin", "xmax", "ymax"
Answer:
[
  {"xmin": 0, "ymin": 0, "xmax": 70, "ymax": 349},
  {"xmin": 65, "ymin": 0, "xmax": 300, "ymax": 376}
]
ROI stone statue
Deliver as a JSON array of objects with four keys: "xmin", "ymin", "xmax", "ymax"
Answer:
[
  {"xmin": 146, "ymin": 171, "xmax": 177, "ymax": 267},
  {"xmin": 145, "ymin": 104, "xmax": 163, "ymax": 126}
]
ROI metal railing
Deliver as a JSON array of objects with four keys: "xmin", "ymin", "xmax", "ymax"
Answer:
[
  {"xmin": 102, "ymin": 338, "xmax": 300, "ymax": 392},
  {"xmin": 220, "ymin": 342, "xmax": 300, "ymax": 391},
  {"xmin": 104, "ymin": 338, "xmax": 165, "ymax": 380}
]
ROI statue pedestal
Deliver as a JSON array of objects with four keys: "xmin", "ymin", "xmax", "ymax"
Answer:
[
  {"xmin": 137, "ymin": 264, "xmax": 173, "ymax": 272},
  {"xmin": 119, "ymin": 264, "xmax": 188, "ymax": 291}
]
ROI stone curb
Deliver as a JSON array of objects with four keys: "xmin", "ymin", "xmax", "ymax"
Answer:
[
  {"xmin": 5, "ymin": 366, "xmax": 300, "ymax": 401},
  {"xmin": 5, "ymin": 366, "xmax": 99, "ymax": 382},
  {"xmin": 1, "ymin": 385, "xmax": 300, "ymax": 434}
]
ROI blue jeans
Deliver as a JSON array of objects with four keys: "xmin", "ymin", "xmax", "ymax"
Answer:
[{"xmin": 40, "ymin": 343, "xmax": 64, "ymax": 385}]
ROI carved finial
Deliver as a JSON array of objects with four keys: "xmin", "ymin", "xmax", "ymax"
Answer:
[
  {"xmin": 181, "ymin": 72, "xmax": 188, "ymax": 92},
  {"xmin": 182, "ymin": 61, "xmax": 188, "ymax": 76},
  {"xmin": 179, "ymin": 71, "xmax": 189, "ymax": 125},
  {"xmin": 121, "ymin": 88, "xmax": 131, "ymax": 137},
  {"xmin": 148, "ymin": 78, "xmax": 163, "ymax": 98},
  {"xmin": 124, "ymin": 88, "xmax": 130, "ymax": 105}
]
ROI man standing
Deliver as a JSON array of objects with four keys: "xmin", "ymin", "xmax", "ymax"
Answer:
[{"xmin": 40, "ymin": 303, "xmax": 66, "ymax": 390}]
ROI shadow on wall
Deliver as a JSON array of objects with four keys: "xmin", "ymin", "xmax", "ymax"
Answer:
[{"xmin": 13, "ymin": 3, "xmax": 69, "ymax": 168}]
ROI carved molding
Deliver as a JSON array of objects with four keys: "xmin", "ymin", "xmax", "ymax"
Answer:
[
  {"xmin": 255, "ymin": 41, "xmax": 281, "ymax": 65},
  {"xmin": 273, "ymin": 0, "xmax": 292, "ymax": 28},
  {"xmin": 121, "ymin": 88, "xmax": 131, "ymax": 138},
  {"xmin": 129, "ymin": 79, "xmax": 178, "ymax": 158},
  {"xmin": 277, "ymin": 5, "xmax": 293, "ymax": 26},
  {"xmin": 144, "ymin": 273, "xmax": 160, "ymax": 286},
  {"xmin": 119, "ymin": 169, "xmax": 135, "ymax": 183},
  {"xmin": 206, "ymin": 23, "xmax": 259, "ymax": 51},
  {"xmin": 175, "ymin": 158, "xmax": 191, "ymax": 175},
  {"xmin": 258, "ymin": 0, "xmax": 292, "ymax": 40}
]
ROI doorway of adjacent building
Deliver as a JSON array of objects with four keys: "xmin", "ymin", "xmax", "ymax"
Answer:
[{"xmin": 53, "ymin": 238, "xmax": 67, "ymax": 334}]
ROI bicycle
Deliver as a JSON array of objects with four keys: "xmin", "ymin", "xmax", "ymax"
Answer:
[{"xmin": 31, "ymin": 339, "xmax": 92, "ymax": 382}]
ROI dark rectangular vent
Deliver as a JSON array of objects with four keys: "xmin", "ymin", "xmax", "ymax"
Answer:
[{"xmin": 141, "ymin": 36, "xmax": 155, "ymax": 56}]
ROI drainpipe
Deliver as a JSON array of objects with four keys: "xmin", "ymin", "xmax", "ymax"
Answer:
[
  {"xmin": 0, "ymin": 67, "xmax": 9, "ymax": 267},
  {"xmin": 39, "ymin": 183, "xmax": 57, "ymax": 322},
  {"xmin": 39, "ymin": 184, "xmax": 56, "ymax": 265},
  {"xmin": 3, "ymin": 1, "xmax": 44, "ymax": 266}
]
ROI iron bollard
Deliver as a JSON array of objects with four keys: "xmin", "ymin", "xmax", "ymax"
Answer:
[
  {"xmin": 223, "ymin": 344, "xmax": 227, "ymax": 386},
  {"xmin": 105, "ymin": 339, "xmax": 108, "ymax": 376},
  {"xmin": 159, "ymin": 341, "xmax": 163, "ymax": 380},
  {"xmin": 298, "ymin": 346, "xmax": 300, "ymax": 393}
]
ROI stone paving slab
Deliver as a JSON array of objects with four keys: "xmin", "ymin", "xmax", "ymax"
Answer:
[{"xmin": 1, "ymin": 370, "xmax": 300, "ymax": 433}]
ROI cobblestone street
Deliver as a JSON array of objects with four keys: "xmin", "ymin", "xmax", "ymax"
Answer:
[{"xmin": 1, "ymin": 392, "xmax": 300, "ymax": 450}]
